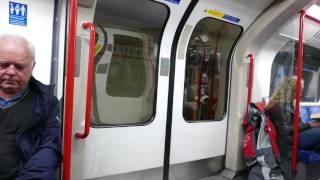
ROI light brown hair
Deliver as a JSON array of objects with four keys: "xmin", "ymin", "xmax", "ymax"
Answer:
[{"xmin": 266, "ymin": 77, "xmax": 299, "ymax": 110}]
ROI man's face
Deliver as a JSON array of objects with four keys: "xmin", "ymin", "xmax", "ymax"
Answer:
[{"xmin": 0, "ymin": 38, "xmax": 34, "ymax": 99}]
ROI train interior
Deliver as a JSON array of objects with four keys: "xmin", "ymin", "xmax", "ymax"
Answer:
[
  {"xmin": 1, "ymin": 0, "xmax": 320, "ymax": 179},
  {"xmin": 72, "ymin": 1, "xmax": 320, "ymax": 179},
  {"xmin": 228, "ymin": 1, "xmax": 320, "ymax": 180}
]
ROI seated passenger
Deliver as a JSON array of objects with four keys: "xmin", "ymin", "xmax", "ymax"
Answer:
[
  {"xmin": 265, "ymin": 76, "xmax": 320, "ymax": 179},
  {"xmin": 0, "ymin": 34, "xmax": 61, "ymax": 179},
  {"xmin": 299, "ymin": 105, "xmax": 320, "ymax": 153}
]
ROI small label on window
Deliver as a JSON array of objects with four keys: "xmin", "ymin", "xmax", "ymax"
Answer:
[
  {"xmin": 206, "ymin": 9, "xmax": 240, "ymax": 23},
  {"xmin": 165, "ymin": 0, "xmax": 180, "ymax": 4}
]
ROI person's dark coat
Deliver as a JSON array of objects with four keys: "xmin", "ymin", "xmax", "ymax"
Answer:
[{"xmin": 16, "ymin": 77, "xmax": 62, "ymax": 180}]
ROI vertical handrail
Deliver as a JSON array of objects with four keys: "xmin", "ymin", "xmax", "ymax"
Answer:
[
  {"xmin": 63, "ymin": 0, "xmax": 78, "ymax": 179},
  {"xmin": 243, "ymin": 54, "xmax": 254, "ymax": 126},
  {"xmin": 291, "ymin": 9, "xmax": 320, "ymax": 175},
  {"xmin": 75, "ymin": 22, "xmax": 96, "ymax": 139},
  {"xmin": 195, "ymin": 46, "xmax": 205, "ymax": 119},
  {"xmin": 292, "ymin": 10, "xmax": 305, "ymax": 174},
  {"xmin": 208, "ymin": 35, "xmax": 221, "ymax": 118}
]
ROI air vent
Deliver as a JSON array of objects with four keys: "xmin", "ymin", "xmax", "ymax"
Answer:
[{"xmin": 305, "ymin": 30, "xmax": 320, "ymax": 49}]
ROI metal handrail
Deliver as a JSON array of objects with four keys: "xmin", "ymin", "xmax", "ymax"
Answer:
[
  {"xmin": 243, "ymin": 54, "xmax": 254, "ymax": 126},
  {"xmin": 62, "ymin": 0, "xmax": 78, "ymax": 179},
  {"xmin": 292, "ymin": 9, "xmax": 320, "ymax": 174},
  {"xmin": 75, "ymin": 22, "xmax": 96, "ymax": 139},
  {"xmin": 292, "ymin": 10, "xmax": 305, "ymax": 174},
  {"xmin": 305, "ymin": 14, "xmax": 320, "ymax": 24},
  {"xmin": 292, "ymin": 9, "xmax": 320, "ymax": 173}
]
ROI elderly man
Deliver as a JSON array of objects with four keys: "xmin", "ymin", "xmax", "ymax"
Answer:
[{"xmin": 0, "ymin": 34, "xmax": 61, "ymax": 179}]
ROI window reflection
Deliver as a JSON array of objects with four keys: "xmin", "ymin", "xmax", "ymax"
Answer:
[
  {"xmin": 183, "ymin": 18, "xmax": 242, "ymax": 121},
  {"xmin": 270, "ymin": 41, "xmax": 320, "ymax": 102},
  {"xmin": 106, "ymin": 35, "xmax": 145, "ymax": 97},
  {"xmin": 92, "ymin": 0, "xmax": 168, "ymax": 126}
]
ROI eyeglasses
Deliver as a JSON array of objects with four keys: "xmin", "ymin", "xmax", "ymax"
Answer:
[{"xmin": 0, "ymin": 61, "xmax": 34, "ymax": 70}]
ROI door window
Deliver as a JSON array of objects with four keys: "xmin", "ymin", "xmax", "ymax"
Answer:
[
  {"xmin": 92, "ymin": 0, "xmax": 168, "ymax": 126},
  {"xmin": 183, "ymin": 18, "xmax": 242, "ymax": 121}
]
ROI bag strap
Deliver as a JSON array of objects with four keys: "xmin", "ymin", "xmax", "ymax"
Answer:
[{"xmin": 244, "ymin": 102, "xmax": 266, "ymax": 127}]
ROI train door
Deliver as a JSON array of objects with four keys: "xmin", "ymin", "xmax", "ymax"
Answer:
[
  {"xmin": 167, "ymin": 0, "xmax": 277, "ymax": 177},
  {"xmin": 169, "ymin": 0, "xmax": 244, "ymax": 166},
  {"xmin": 67, "ymin": 0, "xmax": 192, "ymax": 179}
]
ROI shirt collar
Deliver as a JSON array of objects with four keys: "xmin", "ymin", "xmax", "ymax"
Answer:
[{"xmin": 0, "ymin": 85, "xmax": 29, "ymax": 109}]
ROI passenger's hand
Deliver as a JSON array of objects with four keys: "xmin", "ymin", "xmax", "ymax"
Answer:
[{"xmin": 309, "ymin": 121, "xmax": 320, "ymax": 128}]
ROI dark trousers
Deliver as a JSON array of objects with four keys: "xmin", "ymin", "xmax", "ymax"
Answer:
[{"xmin": 298, "ymin": 127, "xmax": 320, "ymax": 152}]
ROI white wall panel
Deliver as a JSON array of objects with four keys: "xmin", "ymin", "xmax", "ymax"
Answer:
[{"xmin": 0, "ymin": 0, "xmax": 55, "ymax": 84}]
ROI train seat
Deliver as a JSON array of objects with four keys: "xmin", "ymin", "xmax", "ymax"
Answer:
[
  {"xmin": 298, "ymin": 149, "xmax": 320, "ymax": 163},
  {"xmin": 293, "ymin": 161, "xmax": 320, "ymax": 180}
]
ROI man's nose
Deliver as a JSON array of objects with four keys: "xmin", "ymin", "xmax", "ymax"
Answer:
[{"xmin": 5, "ymin": 64, "xmax": 17, "ymax": 75}]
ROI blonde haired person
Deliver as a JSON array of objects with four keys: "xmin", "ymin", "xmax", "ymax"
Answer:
[{"xmin": 266, "ymin": 76, "xmax": 320, "ymax": 179}]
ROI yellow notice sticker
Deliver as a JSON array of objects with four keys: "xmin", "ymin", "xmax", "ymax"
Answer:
[
  {"xmin": 94, "ymin": 43, "xmax": 103, "ymax": 56},
  {"xmin": 206, "ymin": 9, "xmax": 224, "ymax": 18}
]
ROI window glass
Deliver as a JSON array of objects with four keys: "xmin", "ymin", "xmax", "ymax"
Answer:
[
  {"xmin": 270, "ymin": 41, "xmax": 320, "ymax": 102},
  {"xmin": 183, "ymin": 18, "xmax": 242, "ymax": 121},
  {"xmin": 92, "ymin": 0, "xmax": 168, "ymax": 126},
  {"xmin": 106, "ymin": 35, "xmax": 145, "ymax": 97}
]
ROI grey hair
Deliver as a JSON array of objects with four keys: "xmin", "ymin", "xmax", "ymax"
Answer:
[{"xmin": 0, "ymin": 34, "xmax": 35, "ymax": 62}]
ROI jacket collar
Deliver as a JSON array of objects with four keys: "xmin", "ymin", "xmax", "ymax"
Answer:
[{"xmin": 29, "ymin": 76, "xmax": 54, "ymax": 97}]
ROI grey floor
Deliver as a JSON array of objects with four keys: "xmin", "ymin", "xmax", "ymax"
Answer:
[
  {"xmin": 199, "ymin": 175, "xmax": 246, "ymax": 180},
  {"xmin": 87, "ymin": 163, "xmax": 320, "ymax": 180},
  {"xmin": 199, "ymin": 170, "xmax": 248, "ymax": 180}
]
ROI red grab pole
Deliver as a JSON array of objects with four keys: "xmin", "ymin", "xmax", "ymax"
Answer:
[
  {"xmin": 292, "ymin": 10, "xmax": 305, "ymax": 174},
  {"xmin": 63, "ymin": 0, "xmax": 78, "ymax": 179},
  {"xmin": 291, "ymin": 9, "xmax": 320, "ymax": 174},
  {"xmin": 243, "ymin": 54, "xmax": 254, "ymax": 126},
  {"xmin": 75, "ymin": 22, "xmax": 96, "ymax": 139}
]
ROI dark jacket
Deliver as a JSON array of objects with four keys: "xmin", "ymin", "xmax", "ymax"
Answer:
[
  {"xmin": 266, "ymin": 102, "xmax": 311, "ymax": 179},
  {"xmin": 267, "ymin": 102, "xmax": 310, "ymax": 157},
  {"xmin": 16, "ymin": 77, "xmax": 62, "ymax": 180}
]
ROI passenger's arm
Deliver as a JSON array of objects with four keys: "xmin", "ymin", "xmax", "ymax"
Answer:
[
  {"xmin": 269, "ymin": 104, "xmax": 310, "ymax": 134},
  {"xmin": 300, "ymin": 106, "xmax": 311, "ymax": 123},
  {"xmin": 309, "ymin": 121, "xmax": 320, "ymax": 128},
  {"xmin": 16, "ymin": 97, "xmax": 62, "ymax": 180}
]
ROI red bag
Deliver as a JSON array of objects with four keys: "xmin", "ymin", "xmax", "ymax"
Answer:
[
  {"xmin": 242, "ymin": 123, "xmax": 257, "ymax": 166},
  {"xmin": 242, "ymin": 102, "xmax": 281, "ymax": 166}
]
